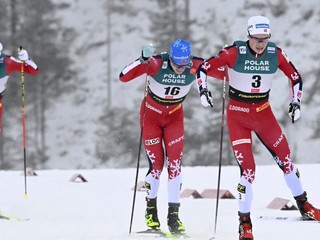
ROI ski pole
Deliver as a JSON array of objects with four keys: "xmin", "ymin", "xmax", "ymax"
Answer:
[
  {"xmin": 129, "ymin": 63, "xmax": 149, "ymax": 234},
  {"xmin": 20, "ymin": 46, "xmax": 28, "ymax": 199},
  {"xmin": 214, "ymin": 66, "xmax": 227, "ymax": 235}
]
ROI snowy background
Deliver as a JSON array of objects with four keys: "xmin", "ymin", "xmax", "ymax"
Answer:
[
  {"xmin": 0, "ymin": 164, "xmax": 319, "ymax": 239},
  {"xmin": 31, "ymin": 0, "xmax": 320, "ymax": 169},
  {"xmin": 1, "ymin": 2, "xmax": 320, "ymax": 239}
]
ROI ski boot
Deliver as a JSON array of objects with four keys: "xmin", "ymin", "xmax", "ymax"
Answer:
[
  {"xmin": 239, "ymin": 212, "xmax": 254, "ymax": 240},
  {"xmin": 295, "ymin": 191, "xmax": 320, "ymax": 221},
  {"xmin": 145, "ymin": 197, "xmax": 160, "ymax": 229},
  {"xmin": 167, "ymin": 203, "xmax": 186, "ymax": 234}
]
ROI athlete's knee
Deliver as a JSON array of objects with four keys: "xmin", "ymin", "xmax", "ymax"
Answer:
[
  {"xmin": 274, "ymin": 155, "xmax": 294, "ymax": 174},
  {"xmin": 167, "ymin": 164, "xmax": 182, "ymax": 180},
  {"xmin": 240, "ymin": 167, "xmax": 256, "ymax": 184},
  {"xmin": 234, "ymin": 152, "xmax": 256, "ymax": 183},
  {"xmin": 146, "ymin": 168, "xmax": 163, "ymax": 180},
  {"xmin": 284, "ymin": 165, "xmax": 300, "ymax": 178}
]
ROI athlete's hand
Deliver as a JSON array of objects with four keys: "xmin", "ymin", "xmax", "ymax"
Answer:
[
  {"xmin": 140, "ymin": 43, "xmax": 156, "ymax": 62},
  {"xmin": 288, "ymin": 102, "xmax": 301, "ymax": 123},
  {"xmin": 18, "ymin": 47, "xmax": 29, "ymax": 61},
  {"xmin": 200, "ymin": 88, "xmax": 213, "ymax": 107}
]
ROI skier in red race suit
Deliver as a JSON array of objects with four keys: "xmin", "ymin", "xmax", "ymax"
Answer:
[
  {"xmin": 196, "ymin": 16, "xmax": 320, "ymax": 240},
  {"xmin": 120, "ymin": 39, "xmax": 223, "ymax": 235},
  {"xmin": 0, "ymin": 43, "xmax": 39, "ymax": 132}
]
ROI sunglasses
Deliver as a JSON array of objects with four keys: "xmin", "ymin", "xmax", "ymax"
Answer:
[
  {"xmin": 170, "ymin": 59, "xmax": 192, "ymax": 69},
  {"xmin": 249, "ymin": 35, "xmax": 271, "ymax": 43}
]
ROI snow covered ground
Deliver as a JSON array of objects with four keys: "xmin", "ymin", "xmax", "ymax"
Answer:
[{"xmin": 0, "ymin": 164, "xmax": 319, "ymax": 239}]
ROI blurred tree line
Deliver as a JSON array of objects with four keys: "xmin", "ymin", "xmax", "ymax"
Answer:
[
  {"xmin": 1, "ymin": 0, "xmax": 318, "ymax": 169},
  {"xmin": 0, "ymin": 0, "xmax": 76, "ymax": 169}
]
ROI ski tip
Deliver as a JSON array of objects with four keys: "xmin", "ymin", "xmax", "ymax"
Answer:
[
  {"xmin": 168, "ymin": 232, "xmax": 190, "ymax": 239},
  {"xmin": 135, "ymin": 229, "xmax": 190, "ymax": 239},
  {"xmin": 24, "ymin": 193, "xmax": 28, "ymax": 199}
]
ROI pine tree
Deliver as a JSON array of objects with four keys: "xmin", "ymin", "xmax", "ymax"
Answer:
[{"xmin": 1, "ymin": 0, "xmax": 76, "ymax": 169}]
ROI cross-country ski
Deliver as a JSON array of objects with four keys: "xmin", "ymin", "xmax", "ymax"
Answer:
[
  {"xmin": 258, "ymin": 215, "xmax": 320, "ymax": 223},
  {"xmin": 134, "ymin": 228, "xmax": 190, "ymax": 239},
  {"xmin": 0, "ymin": 212, "xmax": 30, "ymax": 221}
]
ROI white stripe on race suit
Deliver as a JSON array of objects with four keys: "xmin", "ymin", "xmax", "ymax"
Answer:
[
  {"xmin": 122, "ymin": 59, "xmax": 142, "ymax": 75},
  {"xmin": 232, "ymin": 138, "xmax": 251, "ymax": 146}
]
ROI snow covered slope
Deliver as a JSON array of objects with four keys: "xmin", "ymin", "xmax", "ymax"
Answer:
[{"xmin": 0, "ymin": 164, "xmax": 319, "ymax": 239}]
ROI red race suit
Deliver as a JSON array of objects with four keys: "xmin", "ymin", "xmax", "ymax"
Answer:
[
  {"xmin": 120, "ymin": 53, "xmax": 223, "ymax": 203},
  {"xmin": 197, "ymin": 41, "xmax": 304, "ymax": 213},
  {"xmin": 0, "ymin": 54, "xmax": 39, "ymax": 131}
]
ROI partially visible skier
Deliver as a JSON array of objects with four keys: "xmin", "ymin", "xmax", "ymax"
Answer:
[{"xmin": 0, "ymin": 43, "xmax": 38, "ymax": 132}]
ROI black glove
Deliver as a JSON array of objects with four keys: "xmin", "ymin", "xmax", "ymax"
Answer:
[
  {"xmin": 200, "ymin": 88, "xmax": 213, "ymax": 107},
  {"xmin": 288, "ymin": 102, "xmax": 301, "ymax": 123}
]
